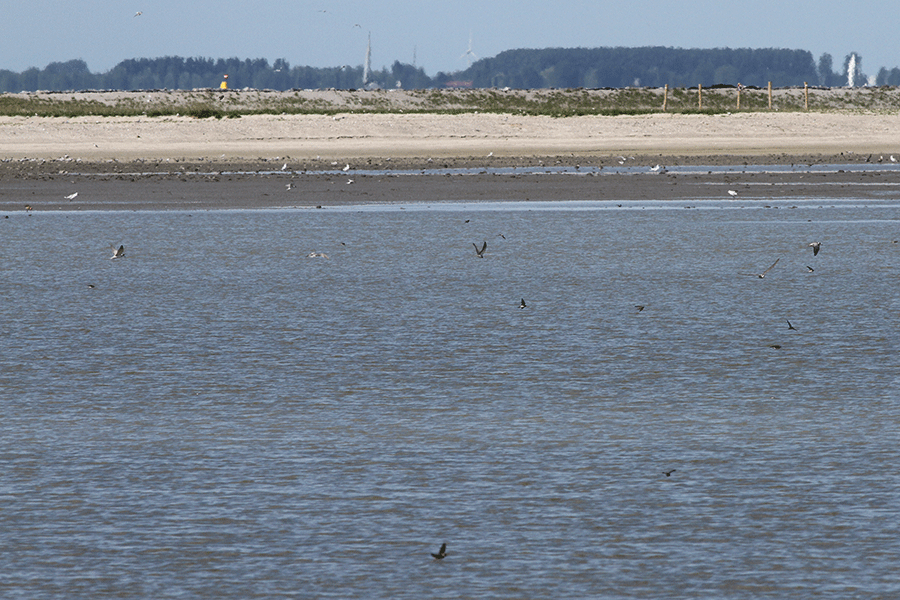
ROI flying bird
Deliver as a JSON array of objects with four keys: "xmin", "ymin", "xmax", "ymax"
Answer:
[
  {"xmin": 663, "ymin": 469, "xmax": 677, "ymax": 477},
  {"xmin": 808, "ymin": 241, "xmax": 821, "ymax": 256},
  {"xmin": 519, "ymin": 298, "xmax": 527, "ymax": 309},
  {"xmin": 110, "ymin": 244, "xmax": 125, "ymax": 259},
  {"xmin": 787, "ymin": 320, "xmax": 797, "ymax": 331},
  {"xmin": 806, "ymin": 265, "xmax": 815, "ymax": 273},
  {"xmin": 431, "ymin": 543, "xmax": 448, "ymax": 560},
  {"xmin": 744, "ymin": 257, "xmax": 780, "ymax": 279},
  {"xmin": 473, "ymin": 241, "xmax": 487, "ymax": 258},
  {"xmin": 768, "ymin": 344, "xmax": 782, "ymax": 349},
  {"xmin": 134, "ymin": 11, "xmax": 142, "ymax": 17},
  {"xmin": 635, "ymin": 305, "xmax": 645, "ymax": 313}
]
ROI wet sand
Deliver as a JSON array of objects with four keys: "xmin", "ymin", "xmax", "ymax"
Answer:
[
  {"xmin": 3, "ymin": 111, "xmax": 900, "ymax": 211},
  {"xmin": 5, "ymin": 164, "xmax": 900, "ymax": 213}
]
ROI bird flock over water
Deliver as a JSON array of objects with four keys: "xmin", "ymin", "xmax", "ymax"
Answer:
[{"xmin": 70, "ymin": 207, "xmax": 831, "ymax": 563}]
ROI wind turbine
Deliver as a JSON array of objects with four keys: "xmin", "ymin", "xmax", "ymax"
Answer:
[
  {"xmin": 461, "ymin": 31, "xmax": 478, "ymax": 66},
  {"xmin": 363, "ymin": 32, "xmax": 372, "ymax": 86}
]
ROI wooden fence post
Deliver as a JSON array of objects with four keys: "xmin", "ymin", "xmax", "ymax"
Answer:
[
  {"xmin": 804, "ymin": 82, "xmax": 809, "ymax": 111},
  {"xmin": 698, "ymin": 84, "xmax": 702, "ymax": 110},
  {"xmin": 768, "ymin": 81, "xmax": 772, "ymax": 109},
  {"xmin": 663, "ymin": 83, "xmax": 668, "ymax": 112},
  {"xmin": 737, "ymin": 84, "xmax": 741, "ymax": 110}
]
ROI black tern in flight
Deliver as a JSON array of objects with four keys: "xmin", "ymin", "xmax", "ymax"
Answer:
[
  {"xmin": 473, "ymin": 241, "xmax": 487, "ymax": 258},
  {"xmin": 663, "ymin": 469, "xmax": 676, "ymax": 477},
  {"xmin": 808, "ymin": 241, "xmax": 821, "ymax": 256},
  {"xmin": 110, "ymin": 244, "xmax": 125, "ymax": 259},
  {"xmin": 519, "ymin": 298, "xmax": 527, "ymax": 309},
  {"xmin": 806, "ymin": 265, "xmax": 815, "ymax": 273},
  {"xmin": 431, "ymin": 543, "xmax": 447, "ymax": 560},
  {"xmin": 635, "ymin": 305, "xmax": 645, "ymax": 313},
  {"xmin": 787, "ymin": 320, "xmax": 797, "ymax": 331},
  {"xmin": 745, "ymin": 257, "xmax": 780, "ymax": 278}
]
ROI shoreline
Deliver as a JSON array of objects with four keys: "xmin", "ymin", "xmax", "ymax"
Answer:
[
  {"xmin": 4, "ymin": 162, "xmax": 900, "ymax": 212},
  {"xmin": 3, "ymin": 111, "xmax": 900, "ymax": 211}
]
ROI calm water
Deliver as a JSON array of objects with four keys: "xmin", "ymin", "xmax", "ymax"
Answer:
[{"xmin": 1, "ymin": 197, "xmax": 898, "ymax": 599}]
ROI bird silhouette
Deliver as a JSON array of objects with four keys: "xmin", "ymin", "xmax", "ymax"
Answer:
[
  {"xmin": 663, "ymin": 469, "xmax": 676, "ymax": 477},
  {"xmin": 110, "ymin": 244, "xmax": 125, "ymax": 259},
  {"xmin": 431, "ymin": 543, "xmax": 447, "ymax": 560},
  {"xmin": 635, "ymin": 305, "xmax": 645, "ymax": 313},
  {"xmin": 806, "ymin": 265, "xmax": 815, "ymax": 273},
  {"xmin": 473, "ymin": 241, "xmax": 487, "ymax": 257},
  {"xmin": 744, "ymin": 257, "xmax": 780, "ymax": 278},
  {"xmin": 787, "ymin": 320, "xmax": 797, "ymax": 331},
  {"xmin": 519, "ymin": 298, "xmax": 527, "ymax": 309},
  {"xmin": 808, "ymin": 241, "xmax": 821, "ymax": 256}
]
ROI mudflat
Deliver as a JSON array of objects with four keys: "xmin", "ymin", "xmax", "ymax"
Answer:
[{"xmin": 3, "ymin": 109, "xmax": 900, "ymax": 211}]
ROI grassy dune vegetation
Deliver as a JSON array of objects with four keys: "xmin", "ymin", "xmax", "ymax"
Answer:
[{"xmin": 2, "ymin": 86, "xmax": 900, "ymax": 118}]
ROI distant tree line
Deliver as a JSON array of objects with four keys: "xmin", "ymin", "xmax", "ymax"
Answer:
[
  {"xmin": 465, "ymin": 48, "xmax": 888, "ymax": 89},
  {"xmin": 0, "ymin": 48, "xmax": 895, "ymax": 92}
]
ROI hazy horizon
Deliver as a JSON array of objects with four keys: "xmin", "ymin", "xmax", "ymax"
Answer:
[{"xmin": 2, "ymin": 1, "xmax": 898, "ymax": 77}]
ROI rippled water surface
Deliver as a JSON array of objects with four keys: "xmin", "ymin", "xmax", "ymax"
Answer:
[{"xmin": 1, "ymin": 197, "xmax": 898, "ymax": 599}]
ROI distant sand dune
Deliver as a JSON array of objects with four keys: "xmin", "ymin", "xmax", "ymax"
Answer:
[{"xmin": 2, "ymin": 110, "xmax": 900, "ymax": 163}]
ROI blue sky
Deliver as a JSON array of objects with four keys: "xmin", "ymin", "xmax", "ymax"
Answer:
[{"xmin": 2, "ymin": 0, "xmax": 898, "ymax": 78}]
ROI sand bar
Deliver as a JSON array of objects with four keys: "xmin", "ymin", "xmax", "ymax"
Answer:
[
  {"xmin": 3, "ymin": 110, "xmax": 900, "ymax": 211},
  {"xmin": 3, "ymin": 111, "xmax": 900, "ymax": 163}
]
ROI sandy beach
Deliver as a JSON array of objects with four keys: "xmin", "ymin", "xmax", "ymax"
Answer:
[{"xmin": 3, "ymin": 105, "xmax": 900, "ymax": 210}]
